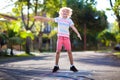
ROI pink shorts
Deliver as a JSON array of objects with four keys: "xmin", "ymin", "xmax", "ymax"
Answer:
[{"xmin": 56, "ymin": 36, "xmax": 71, "ymax": 51}]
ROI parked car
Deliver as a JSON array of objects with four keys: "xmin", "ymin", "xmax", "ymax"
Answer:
[{"xmin": 114, "ymin": 44, "xmax": 120, "ymax": 51}]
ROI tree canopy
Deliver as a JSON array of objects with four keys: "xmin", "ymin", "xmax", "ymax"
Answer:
[{"xmin": 0, "ymin": 0, "xmax": 110, "ymax": 51}]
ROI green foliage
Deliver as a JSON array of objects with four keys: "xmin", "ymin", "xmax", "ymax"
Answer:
[
  {"xmin": 43, "ymin": 0, "xmax": 67, "ymax": 17},
  {"xmin": 110, "ymin": 21, "xmax": 119, "ymax": 33},
  {"xmin": 67, "ymin": 0, "xmax": 108, "ymax": 49},
  {"xmin": 20, "ymin": 30, "xmax": 34, "ymax": 40},
  {"xmin": 109, "ymin": 0, "xmax": 120, "ymax": 31},
  {"xmin": 0, "ymin": 33, "xmax": 7, "ymax": 40},
  {"xmin": 113, "ymin": 52, "xmax": 120, "ymax": 58},
  {"xmin": 9, "ymin": 37, "xmax": 23, "ymax": 45},
  {"xmin": 97, "ymin": 29, "xmax": 116, "ymax": 46},
  {"xmin": 6, "ymin": 0, "xmax": 110, "ymax": 50},
  {"xmin": 112, "ymin": 0, "xmax": 120, "ymax": 16},
  {"xmin": 0, "ymin": 50, "xmax": 10, "ymax": 57},
  {"xmin": 67, "ymin": 0, "xmax": 107, "ymax": 34},
  {"xmin": 109, "ymin": 21, "xmax": 120, "ymax": 43},
  {"xmin": 48, "ymin": 30, "xmax": 57, "ymax": 38},
  {"xmin": 9, "ymin": 21, "xmax": 21, "ymax": 32},
  {"xmin": 116, "ymin": 33, "xmax": 120, "ymax": 43},
  {"xmin": 7, "ymin": 29, "xmax": 17, "ymax": 38},
  {"xmin": 15, "ymin": 53, "xmax": 34, "ymax": 57}
]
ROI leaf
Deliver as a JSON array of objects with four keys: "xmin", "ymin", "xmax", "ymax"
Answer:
[{"xmin": 106, "ymin": 8, "xmax": 112, "ymax": 11}]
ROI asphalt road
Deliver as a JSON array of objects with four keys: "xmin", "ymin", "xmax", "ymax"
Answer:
[{"xmin": 0, "ymin": 51, "xmax": 120, "ymax": 80}]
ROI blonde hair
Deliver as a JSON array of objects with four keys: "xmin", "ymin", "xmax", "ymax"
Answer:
[{"xmin": 59, "ymin": 7, "xmax": 73, "ymax": 18}]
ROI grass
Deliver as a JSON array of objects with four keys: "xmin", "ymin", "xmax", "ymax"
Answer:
[
  {"xmin": 15, "ymin": 53, "xmax": 34, "ymax": 57},
  {"xmin": 0, "ymin": 53, "xmax": 35, "ymax": 61},
  {"xmin": 113, "ymin": 52, "xmax": 120, "ymax": 58}
]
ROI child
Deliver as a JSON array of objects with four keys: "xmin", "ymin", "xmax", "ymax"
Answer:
[{"xmin": 34, "ymin": 7, "xmax": 82, "ymax": 72}]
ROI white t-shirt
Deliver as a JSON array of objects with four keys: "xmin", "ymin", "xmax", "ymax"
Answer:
[{"xmin": 54, "ymin": 17, "xmax": 74, "ymax": 37}]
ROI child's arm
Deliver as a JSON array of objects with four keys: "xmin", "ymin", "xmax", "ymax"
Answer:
[
  {"xmin": 71, "ymin": 25, "xmax": 82, "ymax": 40},
  {"xmin": 34, "ymin": 16, "xmax": 54, "ymax": 22}
]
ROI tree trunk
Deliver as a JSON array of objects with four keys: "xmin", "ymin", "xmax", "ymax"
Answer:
[
  {"xmin": 25, "ymin": 36, "xmax": 31, "ymax": 54},
  {"xmin": 117, "ymin": 20, "xmax": 120, "ymax": 32},
  {"xmin": 84, "ymin": 23, "xmax": 87, "ymax": 50},
  {"xmin": 38, "ymin": 32, "xmax": 43, "ymax": 52},
  {"xmin": 10, "ymin": 41, "xmax": 14, "ymax": 56}
]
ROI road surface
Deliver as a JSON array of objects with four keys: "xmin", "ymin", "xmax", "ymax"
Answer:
[{"xmin": 0, "ymin": 51, "xmax": 120, "ymax": 80}]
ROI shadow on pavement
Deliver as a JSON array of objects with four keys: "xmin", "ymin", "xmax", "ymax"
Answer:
[
  {"xmin": 75, "ymin": 53, "xmax": 120, "ymax": 67},
  {"xmin": 0, "ymin": 67, "xmax": 94, "ymax": 80},
  {"xmin": 0, "ymin": 54, "xmax": 54, "ymax": 65}
]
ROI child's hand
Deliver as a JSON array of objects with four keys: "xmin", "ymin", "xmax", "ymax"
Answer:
[
  {"xmin": 34, "ymin": 16, "xmax": 41, "ymax": 20},
  {"xmin": 34, "ymin": 16, "xmax": 53, "ymax": 22},
  {"xmin": 77, "ymin": 34, "xmax": 82, "ymax": 40}
]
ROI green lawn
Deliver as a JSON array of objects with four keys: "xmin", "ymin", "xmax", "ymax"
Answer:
[{"xmin": 113, "ymin": 52, "xmax": 120, "ymax": 58}]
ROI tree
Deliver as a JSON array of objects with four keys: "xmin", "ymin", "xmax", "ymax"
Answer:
[
  {"xmin": 12, "ymin": 0, "xmax": 67, "ymax": 53},
  {"xmin": 0, "ymin": 17, "xmax": 23, "ymax": 56},
  {"xmin": 110, "ymin": 21, "xmax": 120, "ymax": 43},
  {"xmin": 12, "ymin": 0, "xmax": 44, "ymax": 54},
  {"xmin": 97, "ymin": 29, "xmax": 116, "ymax": 47},
  {"xmin": 67, "ymin": 0, "xmax": 108, "ymax": 50},
  {"xmin": 109, "ymin": 0, "xmax": 120, "ymax": 32},
  {"xmin": 35, "ymin": 0, "xmax": 67, "ymax": 52}
]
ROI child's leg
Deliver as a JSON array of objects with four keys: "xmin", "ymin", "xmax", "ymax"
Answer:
[
  {"xmin": 67, "ymin": 50, "xmax": 73, "ymax": 65},
  {"xmin": 55, "ymin": 36, "xmax": 63, "ymax": 65},
  {"xmin": 55, "ymin": 50, "xmax": 61, "ymax": 65},
  {"xmin": 53, "ymin": 51, "xmax": 60, "ymax": 72},
  {"xmin": 63, "ymin": 37, "xmax": 73, "ymax": 65},
  {"xmin": 67, "ymin": 50, "xmax": 78, "ymax": 72},
  {"xmin": 52, "ymin": 37, "xmax": 63, "ymax": 72},
  {"xmin": 66, "ymin": 47, "xmax": 78, "ymax": 72}
]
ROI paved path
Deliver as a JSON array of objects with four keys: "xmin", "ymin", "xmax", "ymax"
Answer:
[{"xmin": 0, "ymin": 51, "xmax": 120, "ymax": 80}]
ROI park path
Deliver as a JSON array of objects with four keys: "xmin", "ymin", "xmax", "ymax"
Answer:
[{"xmin": 0, "ymin": 51, "xmax": 120, "ymax": 80}]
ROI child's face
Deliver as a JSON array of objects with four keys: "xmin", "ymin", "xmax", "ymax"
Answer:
[{"xmin": 61, "ymin": 9, "xmax": 70, "ymax": 18}]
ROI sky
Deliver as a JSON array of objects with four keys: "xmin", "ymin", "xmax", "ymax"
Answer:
[
  {"xmin": 0, "ymin": 0, "xmax": 14, "ymax": 13},
  {"xmin": 96, "ymin": 0, "xmax": 115, "ymax": 23},
  {"xmin": 0, "ymin": 0, "xmax": 115, "ymax": 23}
]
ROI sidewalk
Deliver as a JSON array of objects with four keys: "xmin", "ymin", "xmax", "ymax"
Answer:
[{"xmin": 0, "ymin": 51, "xmax": 120, "ymax": 80}]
